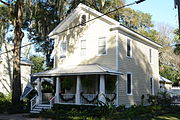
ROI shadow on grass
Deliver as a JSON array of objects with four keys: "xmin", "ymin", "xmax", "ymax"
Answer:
[{"xmin": 152, "ymin": 114, "xmax": 180, "ymax": 120}]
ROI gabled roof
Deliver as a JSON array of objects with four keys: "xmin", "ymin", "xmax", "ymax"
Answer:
[
  {"xmin": 32, "ymin": 64, "xmax": 123, "ymax": 77},
  {"xmin": 48, "ymin": 3, "xmax": 119, "ymax": 37},
  {"xmin": 49, "ymin": 3, "xmax": 161, "ymax": 48}
]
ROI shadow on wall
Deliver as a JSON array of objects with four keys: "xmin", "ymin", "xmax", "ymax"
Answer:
[
  {"xmin": 0, "ymin": 43, "xmax": 13, "ymax": 94},
  {"xmin": 55, "ymin": 12, "xmax": 91, "ymax": 66}
]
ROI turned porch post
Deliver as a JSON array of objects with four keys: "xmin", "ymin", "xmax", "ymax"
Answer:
[
  {"xmin": 55, "ymin": 77, "xmax": 60, "ymax": 103},
  {"xmin": 37, "ymin": 77, "xmax": 42, "ymax": 104},
  {"xmin": 76, "ymin": 76, "xmax": 81, "ymax": 104},
  {"xmin": 99, "ymin": 74, "xmax": 106, "ymax": 103}
]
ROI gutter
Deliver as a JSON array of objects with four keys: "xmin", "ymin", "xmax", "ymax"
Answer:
[{"xmin": 110, "ymin": 25, "xmax": 162, "ymax": 48}]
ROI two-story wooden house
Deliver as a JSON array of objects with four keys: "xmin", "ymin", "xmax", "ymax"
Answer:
[{"xmin": 31, "ymin": 3, "xmax": 161, "ymax": 113}]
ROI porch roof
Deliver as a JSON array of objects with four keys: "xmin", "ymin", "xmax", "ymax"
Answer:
[
  {"xmin": 31, "ymin": 64, "xmax": 123, "ymax": 77},
  {"xmin": 160, "ymin": 76, "xmax": 172, "ymax": 84}
]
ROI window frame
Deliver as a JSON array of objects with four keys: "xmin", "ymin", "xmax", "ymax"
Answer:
[
  {"xmin": 98, "ymin": 36, "xmax": 107, "ymax": 56},
  {"xmin": 149, "ymin": 48, "xmax": 152, "ymax": 63},
  {"xmin": 150, "ymin": 77, "xmax": 154, "ymax": 95},
  {"xmin": 80, "ymin": 39, "xmax": 86, "ymax": 56},
  {"xmin": 126, "ymin": 72, "xmax": 133, "ymax": 95},
  {"xmin": 126, "ymin": 38, "xmax": 132, "ymax": 58},
  {"xmin": 59, "ymin": 40, "xmax": 67, "ymax": 58}
]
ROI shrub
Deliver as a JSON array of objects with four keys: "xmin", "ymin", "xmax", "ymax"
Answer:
[
  {"xmin": 147, "ymin": 91, "xmax": 173, "ymax": 106},
  {"xmin": 91, "ymin": 101, "xmax": 116, "ymax": 118},
  {"xmin": 116, "ymin": 105, "xmax": 126, "ymax": 112},
  {"xmin": 0, "ymin": 92, "xmax": 30, "ymax": 114}
]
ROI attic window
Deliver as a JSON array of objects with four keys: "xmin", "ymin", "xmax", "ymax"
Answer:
[{"xmin": 81, "ymin": 14, "xmax": 86, "ymax": 26}]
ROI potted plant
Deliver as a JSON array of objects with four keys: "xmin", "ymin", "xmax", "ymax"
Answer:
[
  {"xmin": 41, "ymin": 81, "xmax": 53, "ymax": 103},
  {"xmin": 61, "ymin": 77, "xmax": 73, "ymax": 90}
]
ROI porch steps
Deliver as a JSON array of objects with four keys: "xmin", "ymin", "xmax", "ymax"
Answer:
[{"xmin": 30, "ymin": 104, "xmax": 51, "ymax": 113}]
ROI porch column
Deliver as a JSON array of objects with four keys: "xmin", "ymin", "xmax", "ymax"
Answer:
[
  {"xmin": 76, "ymin": 76, "xmax": 81, "ymax": 104},
  {"xmin": 55, "ymin": 77, "xmax": 60, "ymax": 103},
  {"xmin": 37, "ymin": 77, "xmax": 42, "ymax": 104},
  {"xmin": 99, "ymin": 74, "xmax": 106, "ymax": 103}
]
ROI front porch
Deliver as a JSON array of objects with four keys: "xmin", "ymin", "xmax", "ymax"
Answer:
[{"xmin": 30, "ymin": 64, "xmax": 123, "ymax": 112}]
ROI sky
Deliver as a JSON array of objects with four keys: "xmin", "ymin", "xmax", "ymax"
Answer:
[{"xmin": 126, "ymin": 0, "xmax": 178, "ymax": 29}]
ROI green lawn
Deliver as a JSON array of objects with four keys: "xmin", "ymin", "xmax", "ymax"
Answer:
[{"xmin": 152, "ymin": 114, "xmax": 180, "ymax": 120}]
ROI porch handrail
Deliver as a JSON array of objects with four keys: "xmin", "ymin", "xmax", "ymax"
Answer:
[
  {"xmin": 30, "ymin": 95, "xmax": 37, "ymax": 111},
  {"xmin": 50, "ymin": 96, "xmax": 56, "ymax": 109}
]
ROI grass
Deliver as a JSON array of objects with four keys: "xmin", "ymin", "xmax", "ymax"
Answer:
[{"xmin": 152, "ymin": 113, "xmax": 180, "ymax": 120}]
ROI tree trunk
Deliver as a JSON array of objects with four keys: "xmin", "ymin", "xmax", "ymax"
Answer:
[
  {"xmin": 0, "ymin": 20, "xmax": 5, "ymax": 47},
  {"xmin": 12, "ymin": 0, "xmax": 24, "ymax": 104}
]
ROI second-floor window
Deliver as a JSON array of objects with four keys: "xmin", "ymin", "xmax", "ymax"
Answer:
[
  {"xmin": 81, "ymin": 39, "xmax": 86, "ymax": 56},
  {"xmin": 60, "ymin": 40, "xmax": 67, "ymax": 58},
  {"xmin": 149, "ymin": 48, "xmax": 152, "ymax": 63},
  {"xmin": 98, "ymin": 37, "xmax": 106, "ymax": 55},
  {"xmin": 127, "ymin": 39, "xmax": 132, "ymax": 57}
]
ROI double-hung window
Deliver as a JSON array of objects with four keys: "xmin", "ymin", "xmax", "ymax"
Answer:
[
  {"xmin": 127, "ymin": 39, "xmax": 132, "ymax": 57},
  {"xmin": 150, "ymin": 77, "xmax": 154, "ymax": 95},
  {"xmin": 60, "ymin": 40, "xmax": 67, "ymax": 58},
  {"xmin": 98, "ymin": 37, "xmax": 106, "ymax": 55},
  {"xmin": 149, "ymin": 48, "xmax": 152, "ymax": 63},
  {"xmin": 81, "ymin": 39, "xmax": 86, "ymax": 56},
  {"xmin": 127, "ymin": 73, "xmax": 132, "ymax": 95}
]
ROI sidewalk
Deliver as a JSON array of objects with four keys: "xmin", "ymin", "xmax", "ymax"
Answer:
[{"xmin": 0, "ymin": 113, "xmax": 52, "ymax": 120}]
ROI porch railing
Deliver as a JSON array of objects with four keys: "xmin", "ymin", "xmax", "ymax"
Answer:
[
  {"xmin": 80, "ymin": 94, "xmax": 98, "ymax": 104},
  {"xmin": 60, "ymin": 94, "xmax": 75, "ymax": 104},
  {"xmin": 50, "ymin": 96, "xmax": 56, "ymax": 109},
  {"xmin": 105, "ymin": 93, "xmax": 116, "ymax": 104},
  {"xmin": 47, "ymin": 93, "xmax": 116, "ymax": 107},
  {"xmin": 30, "ymin": 95, "xmax": 38, "ymax": 111}
]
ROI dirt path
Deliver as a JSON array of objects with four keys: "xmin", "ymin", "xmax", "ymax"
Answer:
[{"xmin": 0, "ymin": 113, "xmax": 52, "ymax": 120}]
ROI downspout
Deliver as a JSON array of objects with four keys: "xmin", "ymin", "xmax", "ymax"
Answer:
[
  {"xmin": 115, "ymin": 30, "xmax": 119, "ymax": 106},
  {"xmin": 116, "ymin": 30, "xmax": 119, "ymax": 71}
]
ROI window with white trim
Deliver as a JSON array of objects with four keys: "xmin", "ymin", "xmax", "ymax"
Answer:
[
  {"xmin": 149, "ymin": 48, "xmax": 152, "ymax": 63},
  {"xmin": 60, "ymin": 40, "xmax": 67, "ymax": 58},
  {"xmin": 98, "ymin": 37, "xmax": 106, "ymax": 55},
  {"xmin": 150, "ymin": 77, "xmax": 154, "ymax": 95},
  {"xmin": 81, "ymin": 39, "xmax": 86, "ymax": 56},
  {"xmin": 127, "ymin": 39, "xmax": 132, "ymax": 57},
  {"xmin": 127, "ymin": 73, "xmax": 132, "ymax": 95}
]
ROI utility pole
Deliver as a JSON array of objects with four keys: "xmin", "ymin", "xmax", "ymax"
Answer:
[{"xmin": 175, "ymin": 0, "xmax": 180, "ymax": 30}]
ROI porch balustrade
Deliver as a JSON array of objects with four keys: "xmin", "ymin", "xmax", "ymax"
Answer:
[
  {"xmin": 50, "ymin": 96, "xmax": 56, "ymax": 109},
  {"xmin": 30, "ymin": 95, "xmax": 38, "ymax": 111},
  {"xmin": 80, "ymin": 94, "xmax": 98, "ymax": 104},
  {"xmin": 105, "ymin": 94, "xmax": 116, "ymax": 104},
  {"xmin": 59, "ymin": 94, "xmax": 76, "ymax": 104}
]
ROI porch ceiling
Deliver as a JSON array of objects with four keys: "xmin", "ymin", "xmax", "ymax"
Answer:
[{"xmin": 31, "ymin": 64, "xmax": 123, "ymax": 77}]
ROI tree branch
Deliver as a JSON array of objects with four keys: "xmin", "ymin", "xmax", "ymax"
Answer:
[{"xmin": 0, "ymin": 0, "xmax": 10, "ymax": 6}]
